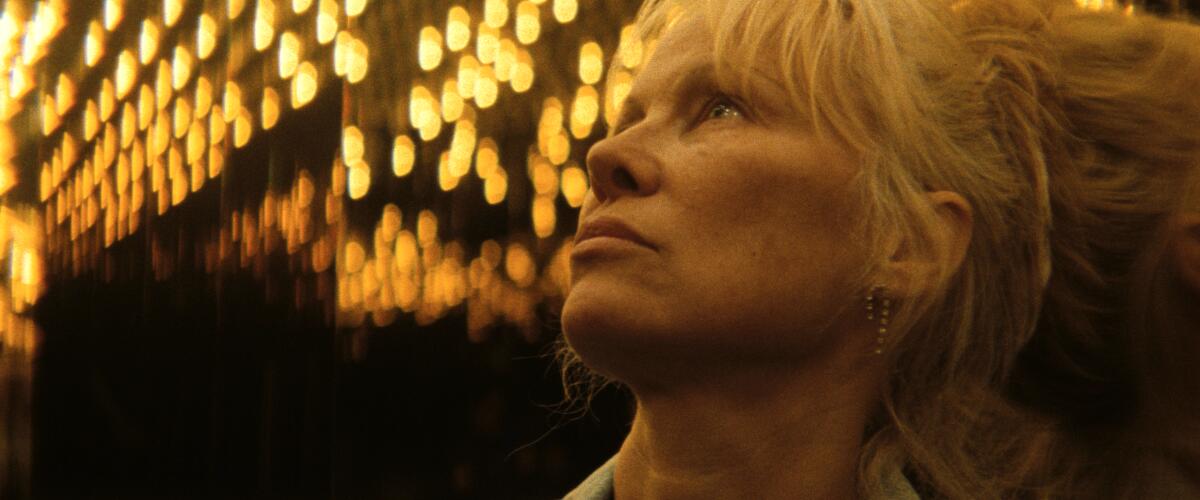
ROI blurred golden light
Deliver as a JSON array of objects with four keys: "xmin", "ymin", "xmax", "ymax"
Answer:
[
  {"xmin": 103, "ymin": 123, "xmax": 118, "ymax": 167},
  {"xmin": 474, "ymin": 65, "xmax": 498, "ymax": 109},
  {"xmin": 346, "ymin": 37, "xmax": 368, "ymax": 83},
  {"xmin": 84, "ymin": 99, "xmax": 99, "ymax": 141},
  {"xmin": 164, "ymin": 0, "xmax": 183, "ymax": 27},
  {"xmin": 537, "ymin": 97, "xmax": 564, "ymax": 156},
  {"xmin": 208, "ymin": 144, "xmax": 223, "ymax": 178},
  {"xmin": 516, "ymin": 1, "xmax": 540, "ymax": 44},
  {"xmin": 170, "ymin": 144, "xmax": 186, "ymax": 205},
  {"xmin": 483, "ymin": 167, "xmax": 507, "ymax": 205},
  {"xmin": 8, "ymin": 65, "xmax": 29, "ymax": 99},
  {"xmin": 172, "ymin": 46, "xmax": 193, "ymax": 90},
  {"xmin": 140, "ymin": 19, "xmax": 160, "ymax": 65},
  {"xmin": 505, "ymin": 243, "xmax": 534, "ymax": 287},
  {"xmin": 419, "ymin": 26, "xmax": 444, "ymax": 71},
  {"xmin": 548, "ymin": 130, "xmax": 569, "ymax": 165},
  {"xmin": 254, "ymin": 0, "xmax": 277, "ymax": 52},
  {"xmin": 554, "ymin": 0, "xmax": 578, "ymax": 23},
  {"xmin": 438, "ymin": 150, "xmax": 461, "ymax": 191},
  {"xmin": 198, "ymin": 14, "xmax": 217, "ymax": 60},
  {"xmin": 120, "ymin": 102, "xmax": 136, "ymax": 147},
  {"xmin": 476, "ymin": 22, "xmax": 499, "ymax": 65},
  {"xmin": 317, "ymin": 0, "xmax": 338, "ymax": 44},
  {"xmin": 448, "ymin": 121, "xmax": 475, "ymax": 177},
  {"xmin": 279, "ymin": 31, "xmax": 300, "ymax": 78},
  {"xmin": 441, "ymin": 79, "xmax": 463, "ymax": 122},
  {"xmin": 446, "ymin": 7, "xmax": 471, "ymax": 52},
  {"xmin": 223, "ymin": 82, "xmax": 241, "ymax": 123},
  {"xmin": 195, "ymin": 76, "xmax": 213, "ymax": 118},
  {"xmin": 173, "ymin": 97, "xmax": 192, "ymax": 139},
  {"xmin": 138, "ymin": 84, "xmax": 154, "ymax": 129},
  {"xmin": 474, "ymin": 137, "xmax": 498, "ymax": 179},
  {"xmin": 512, "ymin": 48, "xmax": 534, "ymax": 93},
  {"xmin": 605, "ymin": 69, "xmax": 633, "ymax": 126},
  {"xmin": 345, "ymin": 241, "xmax": 366, "ymax": 273},
  {"xmin": 457, "ymin": 55, "xmax": 479, "ymax": 98},
  {"xmin": 293, "ymin": 0, "xmax": 313, "ymax": 13},
  {"xmin": 618, "ymin": 24, "xmax": 643, "ymax": 68},
  {"xmin": 417, "ymin": 210, "xmax": 438, "ymax": 245},
  {"xmin": 533, "ymin": 195, "xmax": 556, "ymax": 238},
  {"xmin": 41, "ymin": 94, "xmax": 59, "ymax": 135},
  {"xmin": 342, "ymin": 125, "xmax": 364, "ymax": 164},
  {"xmin": 292, "ymin": 61, "xmax": 318, "ymax": 108},
  {"xmin": 187, "ymin": 119, "xmax": 205, "ymax": 166},
  {"xmin": 530, "ymin": 155, "xmax": 558, "ymax": 196},
  {"xmin": 333, "ymin": 30, "xmax": 350, "ymax": 76},
  {"xmin": 571, "ymin": 84, "xmax": 599, "ymax": 138},
  {"xmin": 209, "ymin": 105, "xmax": 226, "ymax": 144},
  {"xmin": 496, "ymin": 38, "xmax": 517, "ymax": 82},
  {"xmin": 85, "ymin": 21, "xmax": 105, "ymax": 67},
  {"xmin": 99, "ymin": 79, "xmax": 116, "ymax": 121},
  {"xmin": 151, "ymin": 110, "xmax": 170, "ymax": 155},
  {"xmin": 234, "ymin": 107, "xmax": 252, "ymax": 147},
  {"xmin": 392, "ymin": 135, "xmax": 415, "ymax": 177},
  {"xmin": 115, "ymin": 50, "xmax": 135, "ymax": 98},
  {"xmin": 229, "ymin": 0, "xmax": 247, "ymax": 18},
  {"xmin": 261, "ymin": 87, "xmax": 280, "ymax": 130},
  {"xmin": 561, "ymin": 162, "xmax": 587, "ymax": 207},
  {"xmin": 155, "ymin": 60, "xmax": 173, "ymax": 109},
  {"xmin": 347, "ymin": 160, "xmax": 370, "ymax": 200},
  {"xmin": 56, "ymin": 73, "xmax": 75, "ymax": 115},
  {"xmin": 579, "ymin": 41, "xmax": 603, "ymax": 84},
  {"xmin": 484, "ymin": 0, "xmax": 509, "ymax": 28},
  {"xmin": 105, "ymin": 0, "xmax": 124, "ymax": 30}
]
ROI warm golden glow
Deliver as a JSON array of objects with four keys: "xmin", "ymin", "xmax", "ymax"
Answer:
[
  {"xmin": 151, "ymin": 110, "xmax": 170, "ymax": 156},
  {"xmin": 293, "ymin": 0, "xmax": 313, "ymax": 13},
  {"xmin": 457, "ymin": 55, "xmax": 479, "ymax": 99},
  {"xmin": 532, "ymin": 195, "xmax": 556, "ymax": 238},
  {"xmin": 496, "ymin": 38, "xmax": 517, "ymax": 82},
  {"xmin": 570, "ymin": 84, "xmax": 599, "ymax": 138},
  {"xmin": 346, "ymin": 37, "xmax": 368, "ymax": 84},
  {"xmin": 441, "ymin": 79, "xmax": 464, "ymax": 122},
  {"xmin": 173, "ymin": 97, "xmax": 192, "ymax": 139},
  {"xmin": 579, "ymin": 41, "xmax": 603, "ymax": 84},
  {"xmin": 505, "ymin": 243, "xmax": 534, "ymax": 287},
  {"xmin": 484, "ymin": 0, "xmax": 509, "ymax": 28},
  {"xmin": 41, "ymin": 94, "xmax": 59, "ymax": 135},
  {"xmin": 438, "ymin": 150, "xmax": 460, "ymax": 191},
  {"xmin": 164, "ymin": 0, "xmax": 184, "ymax": 27},
  {"xmin": 194, "ymin": 77, "xmax": 213, "ymax": 118},
  {"xmin": 229, "ymin": 0, "xmax": 247, "ymax": 18},
  {"xmin": 347, "ymin": 160, "xmax": 370, "ymax": 200},
  {"xmin": 187, "ymin": 119, "xmax": 205, "ymax": 166},
  {"xmin": 140, "ymin": 19, "xmax": 160, "ymax": 65},
  {"xmin": 512, "ymin": 48, "xmax": 534, "ymax": 93},
  {"xmin": 553, "ymin": 0, "xmax": 578, "ymax": 24},
  {"xmin": 138, "ymin": 84, "xmax": 154, "ymax": 130},
  {"xmin": 317, "ymin": 0, "xmax": 339, "ymax": 44},
  {"xmin": 234, "ymin": 107, "xmax": 253, "ymax": 147},
  {"xmin": 99, "ymin": 79, "xmax": 116, "ymax": 121},
  {"xmin": 261, "ymin": 87, "xmax": 280, "ymax": 130},
  {"xmin": 155, "ymin": 60, "xmax": 173, "ymax": 109},
  {"xmin": 56, "ymin": 73, "xmax": 75, "ymax": 116},
  {"xmin": 618, "ymin": 24, "xmax": 643, "ymax": 68},
  {"xmin": 474, "ymin": 65, "xmax": 498, "ymax": 109},
  {"xmin": 483, "ymin": 167, "xmax": 507, "ymax": 205},
  {"xmin": 172, "ymin": 45, "xmax": 192, "ymax": 90},
  {"xmin": 516, "ymin": 1, "xmax": 540, "ymax": 45},
  {"xmin": 476, "ymin": 22, "xmax": 499, "ymax": 65},
  {"xmin": 279, "ymin": 31, "xmax": 300, "ymax": 78},
  {"xmin": 342, "ymin": 125, "xmax": 364, "ymax": 164},
  {"xmin": 208, "ymin": 143, "xmax": 223, "ymax": 178},
  {"xmin": 419, "ymin": 26, "xmax": 444, "ymax": 71},
  {"xmin": 292, "ymin": 61, "xmax": 318, "ymax": 108},
  {"xmin": 209, "ymin": 105, "xmax": 226, "ymax": 144},
  {"xmin": 345, "ymin": 0, "xmax": 367, "ymax": 17},
  {"xmin": 198, "ymin": 14, "xmax": 217, "ymax": 60},
  {"xmin": 84, "ymin": 99, "xmax": 100, "ymax": 141},
  {"xmin": 105, "ymin": 0, "xmax": 124, "ymax": 30},
  {"xmin": 333, "ymin": 30, "xmax": 350, "ymax": 76},
  {"xmin": 8, "ymin": 65, "xmax": 30, "ymax": 99},
  {"xmin": 547, "ymin": 130, "xmax": 569, "ymax": 165},
  {"xmin": 446, "ymin": 7, "xmax": 471, "ymax": 52},
  {"xmin": 254, "ymin": 0, "xmax": 277, "ymax": 52},
  {"xmin": 223, "ymin": 82, "xmax": 241, "ymax": 123},
  {"xmin": 537, "ymin": 97, "xmax": 564, "ymax": 157},
  {"xmin": 392, "ymin": 135, "xmax": 415, "ymax": 177},
  {"xmin": 448, "ymin": 119, "xmax": 476, "ymax": 177},
  {"xmin": 474, "ymin": 137, "xmax": 498, "ymax": 179},
  {"xmin": 530, "ymin": 155, "xmax": 558, "ymax": 195},
  {"xmin": 120, "ymin": 102, "xmax": 136, "ymax": 147},
  {"xmin": 85, "ymin": 21, "xmax": 105, "ymax": 67},
  {"xmin": 561, "ymin": 162, "xmax": 587, "ymax": 207},
  {"xmin": 114, "ymin": 50, "xmax": 135, "ymax": 98},
  {"xmin": 417, "ymin": 210, "xmax": 438, "ymax": 245}
]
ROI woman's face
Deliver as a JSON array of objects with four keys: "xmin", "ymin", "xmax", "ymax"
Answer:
[{"xmin": 560, "ymin": 15, "xmax": 870, "ymax": 382}]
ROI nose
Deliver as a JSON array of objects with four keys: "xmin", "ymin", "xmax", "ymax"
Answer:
[{"xmin": 584, "ymin": 132, "xmax": 662, "ymax": 203}]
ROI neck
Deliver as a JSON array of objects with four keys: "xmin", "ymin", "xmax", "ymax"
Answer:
[{"xmin": 613, "ymin": 353, "xmax": 881, "ymax": 500}]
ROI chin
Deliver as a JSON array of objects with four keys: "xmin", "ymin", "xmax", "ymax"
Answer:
[{"xmin": 560, "ymin": 281, "xmax": 675, "ymax": 378}]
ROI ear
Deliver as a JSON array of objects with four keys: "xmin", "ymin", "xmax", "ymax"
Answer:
[
  {"xmin": 1169, "ymin": 212, "xmax": 1200, "ymax": 294},
  {"xmin": 879, "ymin": 191, "xmax": 974, "ymax": 297}
]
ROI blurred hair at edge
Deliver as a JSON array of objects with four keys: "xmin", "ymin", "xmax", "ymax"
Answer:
[
  {"xmin": 556, "ymin": 0, "xmax": 1107, "ymax": 498},
  {"xmin": 1004, "ymin": 3, "xmax": 1200, "ymax": 495}
]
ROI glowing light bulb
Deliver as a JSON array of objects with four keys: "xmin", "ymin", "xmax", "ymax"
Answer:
[
  {"xmin": 100, "ymin": 78, "xmax": 116, "ymax": 120},
  {"xmin": 105, "ymin": 0, "xmax": 124, "ymax": 30},
  {"xmin": 345, "ymin": 0, "xmax": 366, "ymax": 17},
  {"xmin": 392, "ymin": 135, "xmax": 415, "ymax": 177},
  {"xmin": 516, "ymin": 1, "xmax": 540, "ymax": 45},
  {"xmin": 605, "ymin": 70, "xmax": 633, "ymax": 127},
  {"xmin": 474, "ymin": 65, "xmax": 498, "ymax": 109},
  {"xmin": 317, "ymin": 0, "xmax": 338, "ymax": 44},
  {"xmin": 342, "ymin": 125, "xmax": 364, "ymax": 164},
  {"xmin": 618, "ymin": 24, "xmax": 643, "ymax": 68},
  {"xmin": 570, "ymin": 84, "xmax": 599, "ymax": 138},
  {"xmin": 457, "ymin": 55, "xmax": 479, "ymax": 99},
  {"xmin": 496, "ymin": 38, "xmax": 517, "ymax": 82},
  {"xmin": 346, "ymin": 37, "xmax": 368, "ymax": 83},
  {"xmin": 446, "ymin": 7, "xmax": 471, "ymax": 52},
  {"xmin": 553, "ymin": 0, "xmax": 577, "ymax": 23},
  {"xmin": 484, "ymin": 0, "xmax": 509, "ymax": 28},
  {"xmin": 579, "ymin": 41, "xmax": 603, "ymax": 84},
  {"xmin": 532, "ymin": 196, "xmax": 556, "ymax": 238},
  {"xmin": 561, "ymin": 163, "xmax": 587, "ymax": 207},
  {"xmin": 512, "ymin": 49, "xmax": 534, "ymax": 93},
  {"xmin": 293, "ymin": 0, "xmax": 313, "ymax": 13},
  {"xmin": 115, "ymin": 50, "xmax": 136, "ymax": 98},
  {"xmin": 137, "ymin": 84, "xmax": 154, "ymax": 129},
  {"xmin": 261, "ymin": 87, "xmax": 280, "ymax": 130},
  {"xmin": 164, "ymin": 0, "xmax": 183, "ymax": 27},
  {"xmin": 292, "ymin": 62, "xmax": 318, "ymax": 108},
  {"xmin": 198, "ymin": 14, "xmax": 217, "ymax": 60},
  {"xmin": 347, "ymin": 160, "xmax": 370, "ymax": 199},
  {"xmin": 442, "ymin": 79, "xmax": 463, "ymax": 122},
  {"xmin": 234, "ymin": 107, "xmax": 253, "ymax": 147},
  {"xmin": 278, "ymin": 31, "xmax": 300, "ymax": 78},
  {"xmin": 194, "ymin": 76, "xmax": 213, "ymax": 118},
  {"xmin": 254, "ymin": 0, "xmax": 277, "ymax": 52},
  {"xmin": 484, "ymin": 168, "xmax": 506, "ymax": 205},
  {"xmin": 85, "ymin": 21, "xmax": 105, "ymax": 67},
  {"xmin": 155, "ymin": 60, "xmax": 173, "ymax": 109},
  {"xmin": 476, "ymin": 23, "xmax": 499, "ymax": 65},
  {"xmin": 56, "ymin": 74, "xmax": 75, "ymax": 116},
  {"xmin": 173, "ymin": 97, "xmax": 192, "ymax": 138},
  {"xmin": 140, "ymin": 20, "xmax": 160, "ymax": 65},
  {"xmin": 475, "ymin": 138, "xmax": 498, "ymax": 179},
  {"xmin": 229, "ymin": 0, "xmax": 247, "ymax": 18},
  {"xmin": 223, "ymin": 83, "xmax": 241, "ymax": 123},
  {"xmin": 172, "ymin": 45, "xmax": 193, "ymax": 90},
  {"xmin": 419, "ymin": 26, "xmax": 444, "ymax": 71}
]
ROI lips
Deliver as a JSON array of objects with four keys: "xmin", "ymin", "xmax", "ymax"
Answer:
[{"xmin": 574, "ymin": 216, "xmax": 655, "ymax": 249}]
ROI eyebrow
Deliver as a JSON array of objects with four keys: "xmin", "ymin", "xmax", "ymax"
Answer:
[{"xmin": 612, "ymin": 62, "xmax": 793, "ymax": 135}]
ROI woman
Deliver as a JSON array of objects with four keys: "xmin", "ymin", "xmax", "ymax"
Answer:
[{"xmin": 558, "ymin": 0, "xmax": 1078, "ymax": 497}]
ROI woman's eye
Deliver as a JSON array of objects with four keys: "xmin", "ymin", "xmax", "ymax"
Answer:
[{"xmin": 703, "ymin": 98, "xmax": 743, "ymax": 121}]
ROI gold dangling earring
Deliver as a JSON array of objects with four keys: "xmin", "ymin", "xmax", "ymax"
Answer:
[{"xmin": 865, "ymin": 285, "xmax": 890, "ymax": 355}]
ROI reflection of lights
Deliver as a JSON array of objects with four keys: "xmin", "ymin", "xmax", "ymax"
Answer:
[
  {"xmin": 279, "ymin": 31, "xmax": 300, "ymax": 78},
  {"xmin": 254, "ymin": 0, "xmax": 277, "ymax": 52},
  {"xmin": 512, "ymin": 49, "xmax": 534, "ymax": 93},
  {"xmin": 105, "ymin": 0, "xmax": 124, "ymax": 30},
  {"xmin": 317, "ymin": 0, "xmax": 338, "ymax": 44},
  {"xmin": 292, "ymin": 62, "xmax": 318, "ymax": 108},
  {"xmin": 484, "ymin": 0, "xmax": 509, "ymax": 28},
  {"xmin": 293, "ymin": 0, "xmax": 313, "ymax": 13},
  {"xmin": 533, "ymin": 196, "xmax": 556, "ymax": 238},
  {"xmin": 579, "ymin": 41, "xmax": 603, "ymax": 84},
  {"xmin": 198, "ymin": 14, "xmax": 217, "ymax": 60},
  {"xmin": 346, "ymin": 0, "xmax": 367, "ymax": 17},
  {"xmin": 261, "ymin": 87, "xmax": 280, "ymax": 130},
  {"xmin": 561, "ymin": 163, "xmax": 587, "ymax": 207},
  {"xmin": 605, "ymin": 70, "xmax": 633, "ymax": 127},
  {"xmin": 347, "ymin": 160, "xmax": 370, "ymax": 199},
  {"xmin": 446, "ymin": 7, "xmax": 470, "ymax": 52},
  {"xmin": 140, "ymin": 19, "xmax": 160, "ymax": 64},
  {"xmin": 172, "ymin": 46, "xmax": 193, "ymax": 90},
  {"xmin": 346, "ymin": 37, "xmax": 368, "ymax": 83},
  {"xmin": 484, "ymin": 167, "xmax": 507, "ymax": 205},
  {"xmin": 441, "ymin": 80, "xmax": 463, "ymax": 122},
  {"xmin": 56, "ymin": 73, "xmax": 75, "ymax": 115},
  {"xmin": 474, "ymin": 65, "xmax": 498, "ymax": 109},
  {"xmin": 477, "ymin": 23, "xmax": 499, "ymax": 65},
  {"xmin": 234, "ymin": 107, "xmax": 253, "ymax": 147},
  {"xmin": 85, "ymin": 21, "xmax": 104, "ymax": 67},
  {"xmin": 570, "ymin": 84, "xmax": 599, "ymax": 138},
  {"xmin": 392, "ymin": 135, "xmax": 415, "ymax": 177},
  {"xmin": 419, "ymin": 26, "xmax": 443, "ymax": 71},
  {"xmin": 195, "ymin": 77, "xmax": 213, "ymax": 118},
  {"xmin": 229, "ymin": 0, "xmax": 247, "ymax": 18},
  {"xmin": 342, "ymin": 125, "xmax": 364, "ymax": 164},
  {"xmin": 115, "ymin": 50, "xmax": 136, "ymax": 97},
  {"xmin": 223, "ymin": 82, "xmax": 241, "ymax": 123},
  {"xmin": 516, "ymin": 1, "xmax": 540, "ymax": 44},
  {"xmin": 618, "ymin": 24, "xmax": 643, "ymax": 68},
  {"xmin": 457, "ymin": 55, "xmax": 479, "ymax": 99},
  {"xmin": 164, "ymin": 0, "xmax": 184, "ymax": 27}
]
